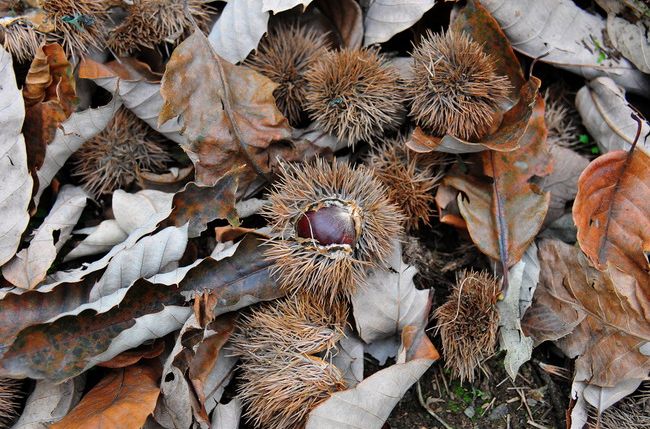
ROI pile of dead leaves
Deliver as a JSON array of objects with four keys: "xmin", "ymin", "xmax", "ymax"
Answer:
[{"xmin": 0, "ymin": 0, "xmax": 648, "ymax": 428}]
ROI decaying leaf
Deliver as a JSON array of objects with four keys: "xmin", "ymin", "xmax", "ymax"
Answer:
[
  {"xmin": 0, "ymin": 45, "xmax": 33, "ymax": 267},
  {"xmin": 573, "ymin": 147, "xmax": 650, "ymax": 294},
  {"xmin": 2, "ymin": 185, "xmax": 88, "ymax": 290},
  {"xmin": 575, "ymin": 77, "xmax": 650, "ymax": 156},
  {"xmin": 34, "ymin": 97, "xmax": 122, "ymax": 206},
  {"xmin": 66, "ymin": 189, "xmax": 174, "ymax": 261},
  {"xmin": 50, "ymin": 364, "xmax": 161, "ymax": 429},
  {"xmin": 481, "ymin": 0, "xmax": 650, "ymax": 95},
  {"xmin": 607, "ymin": 15, "xmax": 650, "ymax": 74},
  {"xmin": 498, "ymin": 242, "xmax": 539, "ymax": 380},
  {"xmin": 306, "ymin": 326, "xmax": 439, "ymax": 429},
  {"xmin": 522, "ymin": 239, "xmax": 650, "ymax": 412},
  {"xmin": 443, "ymin": 95, "xmax": 551, "ymax": 269},
  {"xmin": 0, "ymin": 235, "xmax": 279, "ymax": 381},
  {"xmin": 208, "ymin": 0, "xmax": 270, "ymax": 64},
  {"xmin": 351, "ymin": 242, "xmax": 430, "ymax": 347},
  {"xmin": 11, "ymin": 376, "xmax": 85, "ymax": 429},
  {"xmin": 159, "ymin": 31, "xmax": 301, "ymax": 193},
  {"xmin": 363, "ymin": 0, "xmax": 436, "ymax": 46},
  {"xmin": 78, "ymin": 58, "xmax": 184, "ymax": 145}
]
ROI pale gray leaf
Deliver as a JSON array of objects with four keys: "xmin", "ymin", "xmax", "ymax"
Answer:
[
  {"xmin": 332, "ymin": 331, "xmax": 365, "ymax": 388},
  {"xmin": 542, "ymin": 145, "xmax": 589, "ymax": 226},
  {"xmin": 364, "ymin": 0, "xmax": 437, "ymax": 46},
  {"xmin": 210, "ymin": 398, "xmax": 242, "ymax": 429},
  {"xmin": 11, "ymin": 376, "xmax": 85, "ymax": 429},
  {"xmin": 208, "ymin": 0, "xmax": 269, "ymax": 64},
  {"xmin": 481, "ymin": 0, "xmax": 650, "ymax": 95},
  {"xmin": 3, "ymin": 186, "xmax": 88, "ymax": 289},
  {"xmin": 607, "ymin": 15, "xmax": 650, "ymax": 73},
  {"xmin": 575, "ymin": 77, "xmax": 650, "ymax": 155},
  {"xmin": 0, "ymin": 45, "xmax": 33, "ymax": 266},
  {"xmin": 34, "ymin": 98, "xmax": 122, "ymax": 206},
  {"xmin": 64, "ymin": 220, "xmax": 127, "ymax": 261},
  {"xmin": 262, "ymin": 0, "xmax": 313, "ymax": 12},
  {"xmin": 352, "ymin": 242, "xmax": 429, "ymax": 344},
  {"xmin": 498, "ymin": 242, "xmax": 540, "ymax": 380}
]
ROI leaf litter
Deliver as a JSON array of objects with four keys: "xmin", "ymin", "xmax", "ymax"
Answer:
[{"xmin": 0, "ymin": 0, "xmax": 649, "ymax": 428}]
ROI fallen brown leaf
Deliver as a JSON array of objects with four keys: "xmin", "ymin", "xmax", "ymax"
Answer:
[{"xmin": 51, "ymin": 363, "xmax": 161, "ymax": 429}]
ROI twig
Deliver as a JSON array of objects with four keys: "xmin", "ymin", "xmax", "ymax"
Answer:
[{"xmin": 416, "ymin": 381, "xmax": 455, "ymax": 429}]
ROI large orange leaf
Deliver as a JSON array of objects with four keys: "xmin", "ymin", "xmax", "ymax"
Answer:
[
  {"xmin": 443, "ymin": 95, "xmax": 552, "ymax": 270},
  {"xmin": 522, "ymin": 239, "xmax": 650, "ymax": 389},
  {"xmin": 159, "ymin": 31, "xmax": 309, "ymax": 192},
  {"xmin": 573, "ymin": 148, "xmax": 650, "ymax": 302},
  {"xmin": 51, "ymin": 363, "xmax": 161, "ymax": 429}
]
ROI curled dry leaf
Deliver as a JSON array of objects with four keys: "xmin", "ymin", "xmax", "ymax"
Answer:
[
  {"xmin": 2, "ymin": 185, "xmax": 88, "ymax": 290},
  {"xmin": 0, "ymin": 235, "xmax": 279, "ymax": 381},
  {"xmin": 160, "ymin": 166, "xmax": 244, "ymax": 238},
  {"xmin": 34, "ymin": 97, "xmax": 122, "ymax": 207},
  {"xmin": 78, "ymin": 58, "xmax": 184, "ymax": 145},
  {"xmin": 363, "ymin": 0, "xmax": 437, "ymax": 46},
  {"xmin": 573, "ymin": 147, "xmax": 650, "ymax": 297},
  {"xmin": 305, "ymin": 326, "xmax": 439, "ymax": 429},
  {"xmin": 443, "ymin": 95, "xmax": 551, "ymax": 269},
  {"xmin": 50, "ymin": 364, "xmax": 161, "ymax": 429},
  {"xmin": 406, "ymin": 0, "xmax": 540, "ymax": 154},
  {"xmin": 208, "ymin": 0, "xmax": 269, "ymax": 64},
  {"xmin": 159, "ymin": 31, "xmax": 307, "ymax": 193},
  {"xmin": 11, "ymin": 376, "xmax": 86, "ymax": 429},
  {"xmin": 481, "ymin": 0, "xmax": 650, "ymax": 95},
  {"xmin": 607, "ymin": 15, "xmax": 650, "ymax": 74},
  {"xmin": 575, "ymin": 77, "xmax": 650, "ymax": 156},
  {"xmin": 22, "ymin": 43, "xmax": 77, "ymax": 176},
  {"xmin": 522, "ymin": 239, "xmax": 650, "ymax": 411},
  {"xmin": 351, "ymin": 242, "xmax": 430, "ymax": 345},
  {"xmin": 0, "ymin": 45, "xmax": 33, "ymax": 266}
]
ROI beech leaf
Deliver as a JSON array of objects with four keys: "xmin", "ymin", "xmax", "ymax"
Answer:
[
  {"xmin": 573, "ymin": 148, "xmax": 650, "ymax": 292},
  {"xmin": 159, "ymin": 31, "xmax": 295, "ymax": 192},
  {"xmin": 575, "ymin": 77, "xmax": 650, "ymax": 156},
  {"xmin": 363, "ymin": 0, "xmax": 437, "ymax": 46},
  {"xmin": 0, "ymin": 45, "xmax": 33, "ymax": 266},
  {"xmin": 34, "ymin": 98, "xmax": 122, "ymax": 207},
  {"xmin": 305, "ymin": 327, "xmax": 439, "ymax": 429},
  {"xmin": 481, "ymin": 0, "xmax": 650, "ymax": 95},
  {"xmin": 50, "ymin": 364, "xmax": 161, "ymax": 429},
  {"xmin": 2, "ymin": 185, "xmax": 88, "ymax": 290},
  {"xmin": 208, "ymin": 0, "xmax": 270, "ymax": 64}
]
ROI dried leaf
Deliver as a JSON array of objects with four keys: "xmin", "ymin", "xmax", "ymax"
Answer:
[
  {"xmin": 262, "ymin": 0, "xmax": 313, "ymax": 13},
  {"xmin": 208, "ymin": 0, "xmax": 270, "ymax": 64},
  {"xmin": 542, "ymin": 145, "xmax": 590, "ymax": 226},
  {"xmin": 34, "ymin": 98, "xmax": 122, "ymax": 207},
  {"xmin": 78, "ymin": 58, "xmax": 184, "ymax": 145},
  {"xmin": 3, "ymin": 185, "xmax": 88, "ymax": 289},
  {"xmin": 522, "ymin": 240, "xmax": 650, "ymax": 394},
  {"xmin": 573, "ymin": 148, "xmax": 650, "ymax": 294},
  {"xmin": 498, "ymin": 242, "xmax": 539, "ymax": 380},
  {"xmin": 363, "ymin": 0, "xmax": 437, "ymax": 46},
  {"xmin": 318, "ymin": 0, "xmax": 363, "ymax": 49},
  {"xmin": 161, "ymin": 166, "xmax": 243, "ymax": 238},
  {"xmin": 351, "ymin": 242, "xmax": 430, "ymax": 344},
  {"xmin": 11, "ymin": 377, "xmax": 85, "ymax": 429},
  {"xmin": 210, "ymin": 398, "xmax": 241, "ymax": 429},
  {"xmin": 607, "ymin": 15, "xmax": 650, "ymax": 74},
  {"xmin": 98, "ymin": 340, "xmax": 165, "ymax": 369},
  {"xmin": 444, "ymin": 95, "xmax": 551, "ymax": 267},
  {"xmin": 306, "ymin": 326, "xmax": 439, "ymax": 429},
  {"xmin": 575, "ymin": 77, "xmax": 650, "ymax": 156},
  {"xmin": 159, "ymin": 31, "xmax": 294, "ymax": 191},
  {"xmin": 0, "ymin": 235, "xmax": 279, "ymax": 381},
  {"xmin": 481, "ymin": 0, "xmax": 650, "ymax": 95},
  {"xmin": 50, "ymin": 364, "xmax": 161, "ymax": 429},
  {"xmin": 332, "ymin": 331, "xmax": 364, "ymax": 387},
  {"xmin": 66, "ymin": 189, "xmax": 174, "ymax": 261},
  {"xmin": 0, "ymin": 45, "xmax": 33, "ymax": 267}
]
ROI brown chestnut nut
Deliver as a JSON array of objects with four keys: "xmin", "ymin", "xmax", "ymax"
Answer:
[{"xmin": 296, "ymin": 205, "xmax": 357, "ymax": 246}]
